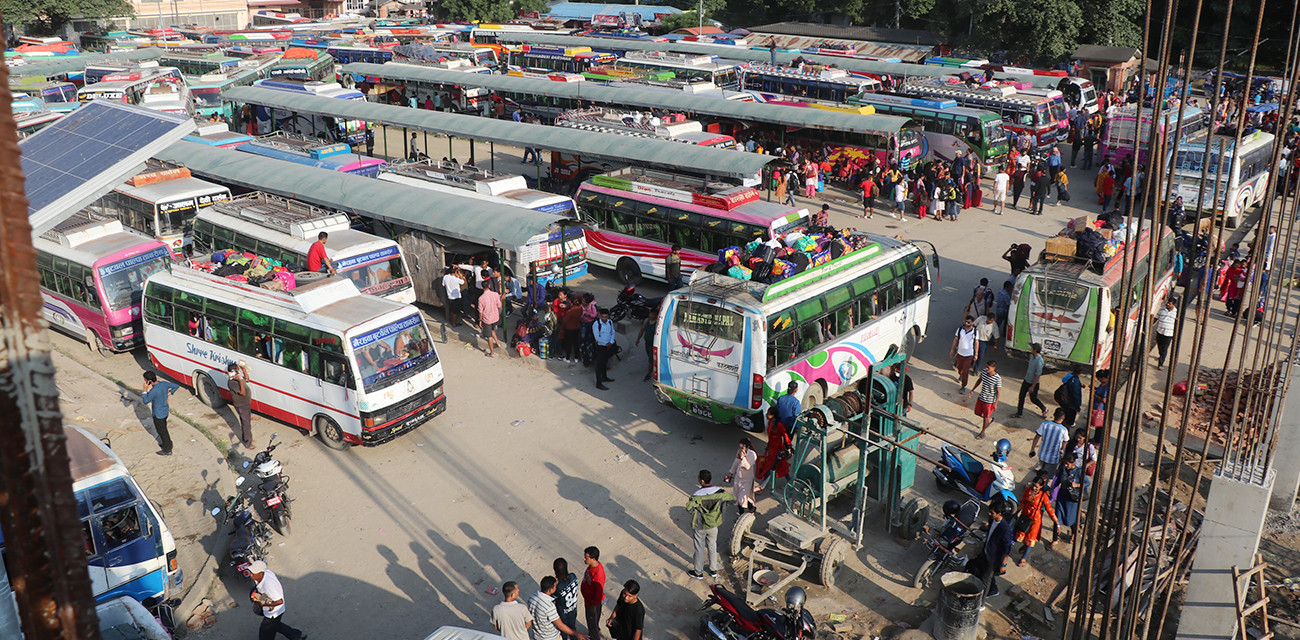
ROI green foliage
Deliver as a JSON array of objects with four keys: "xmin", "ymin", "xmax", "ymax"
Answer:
[
  {"xmin": 1078, "ymin": 0, "xmax": 1143, "ymax": 48},
  {"xmin": 972, "ymin": 0, "xmax": 1081, "ymax": 64},
  {"xmin": 659, "ymin": 11, "xmax": 704, "ymax": 32},
  {"xmin": 0, "ymin": 0, "xmax": 133, "ymax": 33},
  {"xmin": 663, "ymin": 0, "xmax": 727, "ymax": 20},
  {"xmin": 433, "ymin": 0, "xmax": 546, "ymax": 23}
]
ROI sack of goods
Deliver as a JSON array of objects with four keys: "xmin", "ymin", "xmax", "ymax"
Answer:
[{"xmin": 696, "ymin": 225, "xmax": 876, "ymax": 285}]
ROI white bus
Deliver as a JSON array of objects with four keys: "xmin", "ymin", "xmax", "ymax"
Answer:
[
  {"xmin": 377, "ymin": 160, "xmax": 589, "ymax": 283},
  {"xmin": 1168, "ymin": 129, "xmax": 1275, "ymax": 228},
  {"xmin": 253, "ymin": 77, "xmax": 369, "ymax": 145},
  {"xmin": 142, "ymin": 266, "xmax": 446, "ymax": 448},
  {"xmin": 191, "ymin": 192, "xmax": 416, "ymax": 304},
  {"xmin": 617, "ymin": 51, "xmax": 742, "ymax": 90},
  {"xmin": 91, "ymin": 164, "xmax": 232, "ymax": 251},
  {"xmin": 652, "ymin": 232, "xmax": 931, "ymax": 431}
]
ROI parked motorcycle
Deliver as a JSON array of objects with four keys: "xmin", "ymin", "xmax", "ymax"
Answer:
[
  {"xmin": 211, "ymin": 476, "xmax": 272, "ymax": 577},
  {"xmin": 912, "ymin": 498, "xmax": 981, "ymax": 589},
  {"xmin": 610, "ymin": 284, "xmax": 661, "ymax": 323},
  {"xmin": 245, "ymin": 433, "xmax": 292, "ymax": 536},
  {"xmin": 932, "ymin": 438, "xmax": 1018, "ymax": 508},
  {"xmin": 699, "ymin": 584, "xmax": 814, "ymax": 640}
]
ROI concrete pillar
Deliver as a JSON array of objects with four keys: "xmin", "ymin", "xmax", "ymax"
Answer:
[
  {"xmin": 1270, "ymin": 364, "xmax": 1300, "ymax": 511},
  {"xmin": 1176, "ymin": 463, "xmax": 1274, "ymax": 640}
]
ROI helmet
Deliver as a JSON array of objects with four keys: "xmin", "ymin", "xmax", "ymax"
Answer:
[
  {"xmin": 942, "ymin": 500, "xmax": 962, "ymax": 518},
  {"xmin": 784, "ymin": 587, "xmax": 806, "ymax": 609},
  {"xmin": 994, "ymin": 438, "xmax": 1012, "ymax": 463}
]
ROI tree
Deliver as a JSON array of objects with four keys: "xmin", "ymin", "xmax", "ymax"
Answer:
[
  {"xmin": 432, "ymin": 0, "xmax": 546, "ymax": 23},
  {"xmin": 658, "ymin": 11, "xmax": 704, "ymax": 32},
  {"xmin": 972, "ymin": 0, "xmax": 1082, "ymax": 64},
  {"xmin": 0, "ymin": 0, "xmax": 133, "ymax": 34},
  {"xmin": 1078, "ymin": 0, "xmax": 1143, "ymax": 49}
]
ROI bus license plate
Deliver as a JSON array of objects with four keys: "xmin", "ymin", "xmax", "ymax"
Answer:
[
  {"xmin": 266, "ymin": 496, "xmax": 282, "ymax": 507},
  {"xmin": 1044, "ymin": 339, "xmax": 1062, "ymax": 353},
  {"xmin": 690, "ymin": 402, "xmax": 712, "ymax": 418}
]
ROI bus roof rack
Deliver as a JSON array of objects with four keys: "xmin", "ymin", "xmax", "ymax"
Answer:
[{"xmin": 212, "ymin": 191, "xmax": 350, "ymax": 239}]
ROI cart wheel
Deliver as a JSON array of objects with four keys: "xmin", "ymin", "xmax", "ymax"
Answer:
[
  {"xmin": 912, "ymin": 558, "xmax": 938, "ymax": 590},
  {"xmin": 787, "ymin": 478, "xmax": 817, "ymax": 521},
  {"xmin": 729, "ymin": 511, "xmax": 756, "ymax": 558},
  {"xmin": 818, "ymin": 537, "xmax": 849, "ymax": 589},
  {"xmin": 899, "ymin": 498, "xmax": 930, "ymax": 540}
]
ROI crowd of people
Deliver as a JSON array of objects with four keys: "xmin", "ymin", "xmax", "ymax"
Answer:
[{"xmin": 490, "ymin": 548, "xmax": 644, "ymax": 640}]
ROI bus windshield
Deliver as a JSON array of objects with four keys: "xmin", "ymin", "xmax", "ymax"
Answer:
[
  {"xmin": 337, "ymin": 251, "xmax": 407, "ymax": 293},
  {"xmin": 1034, "ymin": 105, "xmax": 1051, "ymax": 127},
  {"xmin": 351, "ymin": 313, "xmax": 437, "ymax": 391},
  {"xmin": 672, "ymin": 300, "xmax": 744, "ymax": 342},
  {"xmin": 99, "ymin": 246, "xmax": 172, "ymax": 312},
  {"xmin": 1047, "ymin": 97, "xmax": 1067, "ymax": 124},
  {"xmin": 898, "ymin": 128, "xmax": 923, "ymax": 152},
  {"xmin": 191, "ymin": 86, "xmax": 222, "ymax": 109},
  {"xmin": 984, "ymin": 119, "xmax": 1008, "ymax": 147},
  {"xmin": 158, "ymin": 198, "xmax": 198, "ymax": 236}
]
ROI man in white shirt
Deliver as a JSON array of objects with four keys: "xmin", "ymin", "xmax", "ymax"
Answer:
[
  {"xmin": 993, "ymin": 166, "xmax": 1010, "ymax": 215},
  {"xmin": 247, "ymin": 561, "xmax": 307, "ymax": 640},
  {"xmin": 441, "ymin": 267, "xmax": 465, "ymax": 327},
  {"xmin": 1153, "ymin": 298, "xmax": 1179, "ymax": 370},
  {"xmin": 492, "ymin": 581, "xmax": 534, "ymax": 640},
  {"xmin": 529, "ymin": 577, "xmax": 588, "ymax": 640},
  {"xmin": 950, "ymin": 316, "xmax": 978, "ymax": 395},
  {"xmin": 1016, "ymin": 153, "xmax": 1030, "ymax": 171}
]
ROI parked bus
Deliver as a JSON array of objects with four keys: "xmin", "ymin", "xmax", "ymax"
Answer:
[
  {"xmin": 188, "ymin": 66, "xmax": 261, "ymax": 118},
  {"xmin": 1057, "ymin": 77, "xmax": 1100, "ymax": 115},
  {"xmin": 556, "ymin": 107, "xmax": 737, "ymax": 148},
  {"xmin": 576, "ymin": 167, "xmax": 809, "ymax": 283},
  {"xmin": 505, "ymin": 45, "xmax": 618, "ymax": 73},
  {"xmin": 191, "ymin": 191, "xmax": 415, "ymax": 303},
  {"xmin": 238, "ymin": 134, "xmax": 386, "ymax": 176},
  {"xmin": 264, "ymin": 49, "xmax": 335, "ymax": 81},
  {"xmin": 1009, "ymin": 86, "xmax": 1070, "ymax": 137},
  {"xmin": 582, "ymin": 65, "xmax": 676, "ymax": 82},
  {"xmin": 738, "ymin": 62, "xmax": 882, "ymax": 104},
  {"xmin": 252, "ymin": 78, "xmax": 368, "ymax": 144},
  {"xmin": 850, "ymin": 93, "xmax": 1009, "ymax": 170},
  {"xmin": 1100, "ymin": 104, "xmax": 1206, "ymax": 167},
  {"xmin": 326, "ymin": 45, "xmax": 394, "ymax": 66},
  {"xmin": 142, "ymin": 264, "xmax": 445, "ymax": 448},
  {"xmin": 157, "ymin": 50, "xmax": 240, "ymax": 76},
  {"xmin": 392, "ymin": 42, "xmax": 499, "ymax": 68},
  {"xmin": 10, "ymin": 79, "xmax": 77, "ymax": 104},
  {"xmin": 183, "ymin": 120, "xmax": 255, "ymax": 149},
  {"xmin": 616, "ymin": 51, "xmax": 742, "ymax": 89},
  {"xmin": 77, "ymin": 66, "xmax": 192, "ymax": 116},
  {"xmin": 377, "ymin": 160, "xmax": 588, "ymax": 283},
  {"xmin": 1006, "ymin": 226, "xmax": 1176, "ymax": 370},
  {"xmin": 35, "ymin": 214, "xmax": 173, "ymax": 353},
  {"xmin": 91, "ymin": 164, "xmax": 233, "ymax": 251},
  {"xmin": 16, "ymin": 109, "xmax": 64, "ymax": 137},
  {"xmin": 652, "ymin": 231, "xmax": 931, "ymax": 431},
  {"xmin": 355, "ymin": 59, "xmax": 493, "ymax": 112},
  {"xmin": 1167, "ymin": 130, "xmax": 1275, "ymax": 229},
  {"xmin": 897, "ymin": 78, "xmax": 1063, "ymax": 149}
]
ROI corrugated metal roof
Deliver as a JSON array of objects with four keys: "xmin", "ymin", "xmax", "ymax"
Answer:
[
  {"xmin": 222, "ymin": 85, "xmax": 775, "ymax": 178},
  {"xmin": 546, "ymin": 3, "xmax": 681, "ymax": 20},
  {"xmin": 342, "ymin": 62, "xmax": 914, "ymax": 134},
  {"xmin": 748, "ymin": 22, "xmax": 944, "ymax": 47},
  {"xmin": 745, "ymin": 33, "xmax": 932, "ymax": 63},
  {"xmin": 10, "ymin": 48, "xmax": 164, "ymax": 77},
  {"xmin": 158, "ymin": 141, "xmax": 567, "ymax": 249},
  {"xmin": 492, "ymin": 33, "xmax": 1067, "ymax": 89}
]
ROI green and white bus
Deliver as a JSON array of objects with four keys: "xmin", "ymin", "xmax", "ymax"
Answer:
[
  {"xmin": 652, "ymin": 232, "xmax": 932, "ymax": 431},
  {"xmin": 1006, "ymin": 227, "xmax": 1176, "ymax": 370}
]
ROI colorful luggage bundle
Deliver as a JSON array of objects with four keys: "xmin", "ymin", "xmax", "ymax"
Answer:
[{"xmin": 704, "ymin": 227, "xmax": 871, "ymax": 284}]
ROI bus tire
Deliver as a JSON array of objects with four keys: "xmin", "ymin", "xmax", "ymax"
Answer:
[
  {"xmin": 86, "ymin": 329, "xmax": 109, "ymax": 357},
  {"xmin": 315, "ymin": 416, "xmax": 348, "ymax": 450},
  {"xmin": 616, "ymin": 258, "xmax": 642, "ymax": 284},
  {"xmin": 194, "ymin": 372, "xmax": 225, "ymax": 409},
  {"xmin": 340, "ymin": 74, "xmax": 355, "ymax": 89},
  {"xmin": 801, "ymin": 381, "xmax": 826, "ymax": 412}
]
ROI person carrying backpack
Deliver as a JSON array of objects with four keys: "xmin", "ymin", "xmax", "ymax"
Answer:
[{"xmin": 1054, "ymin": 364, "xmax": 1084, "ymax": 427}]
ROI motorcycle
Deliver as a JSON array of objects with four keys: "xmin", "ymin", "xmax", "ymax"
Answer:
[
  {"xmin": 610, "ymin": 284, "xmax": 661, "ymax": 323},
  {"xmin": 211, "ymin": 476, "xmax": 273, "ymax": 577},
  {"xmin": 699, "ymin": 584, "xmax": 814, "ymax": 640},
  {"xmin": 912, "ymin": 498, "xmax": 981, "ymax": 589},
  {"xmin": 245, "ymin": 433, "xmax": 292, "ymax": 536},
  {"xmin": 933, "ymin": 438, "xmax": 1019, "ymax": 509}
]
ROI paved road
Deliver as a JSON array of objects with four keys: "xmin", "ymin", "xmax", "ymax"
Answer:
[{"xmin": 47, "ymin": 155, "xmax": 1279, "ymax": 640}]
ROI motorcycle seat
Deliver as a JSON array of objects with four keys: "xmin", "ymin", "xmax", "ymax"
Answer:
[
  {"xmin": 956, "ymin": 450, "xmax": 983, "ymax": 481},
  {"xmin": 231, "ymin": 527, "xmax": 254, "ymax": 555},
  {"xmin": 714, "ymin": 587, "xmax": 762, "ymax": 627},
  {"xmin": 259, "ymin": 477, "xmax": 280, "ymax": 493}
]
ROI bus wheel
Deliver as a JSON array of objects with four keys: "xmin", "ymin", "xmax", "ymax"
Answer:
[
  {"xmin": 616, "ymin": 258, "xmax": 642, "ymax": 284},
  {"xmin": 194, "ymin": 373, "xmax": 225, "ymax": 409},
  {"xmin": 315, "ymin": 416, "xmax": 348, "ymax": 450},
  {"xmin": 801, "ymin": 382, "xmax": 826, "ymax": 411},
  {"xmin": 86, "ymin": 329, "xmax": 109, "ymax": 357},
  {"xmin": 735, "ymin": 412, "xmax": 764, "ymax": 433}
]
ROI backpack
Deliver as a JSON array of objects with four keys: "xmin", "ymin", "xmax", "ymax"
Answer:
[{"xmin": 1054, "ymin": 373, "xmax": 1074, "ymax": 406}]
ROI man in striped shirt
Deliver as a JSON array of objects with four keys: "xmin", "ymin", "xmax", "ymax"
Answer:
[
  {"xmin": 1030, "ymin": 408, "xmax": 1070, "ymax": 477},
  {"xmin": 973, "ymin": 361, "xmax": 1001, "ymax": 440},
  {"xmin": 1153, "ymin": 298, "xmax": 1178, "ymax": 370}
]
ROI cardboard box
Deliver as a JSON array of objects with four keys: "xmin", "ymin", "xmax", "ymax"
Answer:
[{"xmin": 1045, "ymin": 236, "xmax": 1077, "ymax": 260}]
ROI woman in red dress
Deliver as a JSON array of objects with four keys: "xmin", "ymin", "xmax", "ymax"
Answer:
[{"xmin": 755, "ymin": 408, "xmax": 792, "ymax": 486}]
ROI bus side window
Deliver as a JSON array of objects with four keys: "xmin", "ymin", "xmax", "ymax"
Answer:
[
  {"xmin": 281, "ymin": 341, "xmax": 307, "ymax": 373},
  {"xmin": 668, "ymin": 223, "xmax": 697, "ymax": 248},
  {"xmin": 99, "ymin": 504, "xmax": 142, "ymax": 550},
  {"xmin": 607, "ymin": 209, "xmax": 635, "ymax": 234},
  {"xmin": 39, "ymin": 268, "xmax": 57, "ymax": 292},
  {"xmin": 881, "ymin": 281, "xmax": 903, "ymax": 310},
  {"xmin": 307, "ymin": 348, "xmax": 322, "ymax": 378},
  {"xmin": 835, "ymin": 306, "xmax": 854, "ymax": 334},
  {"xmin": 637, "ymin": 218, "xmax": 665, "ymax": 242},
  {"xmin": 799, "ymin": 323, "xmax": 821, "ymax": 353},
  {"xmin": 145, "ymin": 298, "xmax": 173, "ymax": 326},
  {"xmin": 322, "ymin": 355, "xmax": 354, "ymax": 388},
  {"xmin": 54, "ymin": 273, "xmax": 73, "ymax": 298},
  {"xmin": 81, "ymin": 521, "xmax": 95, "ymax": 556}
]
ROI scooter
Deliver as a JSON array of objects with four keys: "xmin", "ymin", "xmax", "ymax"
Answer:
[
  {"xmin": 699, "ymin": 584, "xmax": 814, "ymax": 640},
  {"xmin": 912, "ymin": 498, "xmax": 981, "ymax": 589},
  {"xmin": 610, "ymin": 283, "xmax": 661, "ymax": 323},
  {"xmin": 211, "ymin": 476, "xmax": 273, "ymax": 577},
  {"xmin": 933, "ymin": 438, "xmax": 1019, "ymax": 509},
  {"xmin": 246, "ymin": 433, "xmax": 292, "ymax": 536}
]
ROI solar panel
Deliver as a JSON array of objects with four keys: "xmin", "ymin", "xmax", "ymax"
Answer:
[{"xmin": 21, "ymin": 101, "xmax": 195, "ymax": 237}]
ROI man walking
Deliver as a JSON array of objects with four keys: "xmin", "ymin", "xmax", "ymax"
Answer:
[
  {"xmin": 686, "ymin": 469, "xmax": 735, "ymax": 580},
  {"xmin": 478, "ymin": 280, "xmax": 502, "ymax": 357},
  {"xmin": 1030, "ymin": 408, "xmax": 1070, "ymax": 477},
  {"xmin": 605, "ymin": 581, "xmax": 644, "ymax": 640},
  {"xmin": 993, "ymin": 165, "xmax": 1009, "ymax": 214},
  {"xmin": 666, "ymin": 244, "xmax": 683, "ymax": 289},
  {"xmin": 246, "ymin": 560, "xmax": 307, "ymax": 640},
  {"xmin": 133, "ymin": 371, "xmax": 179, "ymax": 455},
  {"xmin": 492, "ymin": 581, "xmax": 533, "ymax": 640},
  {"xmin": 581, "ymin": 548, "xmax": 607, "ymax": 640},
  {"xmin": 972, "ymin": 313, "xmax": 998, "ymax": 374},
  {"xmin": 227, "ymin": 362, "xmax": 254, "ymax": 449},
  {"xmin": 442, "ymin": 267, "xmax": 465, "ymax": 327},
  {"xmin": 1153, "ymin": 297, "xmax": 1178, "ymax": 370},
  {"xmin": 951, "ymin": 316, "xmax": 978, "ymax": 395},
  {"xmin": 529, "ymin": 577, "xmax": 588, "ymax": 640},
  {"xmin": 1012, "ymin": 343, "xmax": 1048, "ymax": 418},
  {"xmin": 966, "ymin": 497, "xmax": 1016, "ymax": 599},
  {"xmin": 1060, "ymin": 364, "xmax": 1084, "ymax": 427},
  {"xmin": 972, "ymin": 361, "xmax": 1001, "ymax": 440},
  {"xmin": 593, "ymin": 309, "xmax": 616, "ymax": 390}
]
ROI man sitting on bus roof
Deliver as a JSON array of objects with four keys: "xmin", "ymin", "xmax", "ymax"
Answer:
[{"xmin": 307, "ymin": 231, "xmax": 335, "ymax": 275}]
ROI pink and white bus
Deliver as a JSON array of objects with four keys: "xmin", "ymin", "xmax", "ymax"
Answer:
[
  {"xmin": 1099, "ymin": 104, "xmax": 1206, "ymax": 167},
  {"xmin": 575, "ymin": 167, "xmax": 808, "ymax": 283},
  {"xmin": 36, "ymin": 213, "xmax": 174, "ymax": 353}
]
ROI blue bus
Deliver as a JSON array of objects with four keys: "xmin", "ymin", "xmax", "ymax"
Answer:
[{"xmin": 238, "ymin": 134, "xmax": 387, "ymax": 177}]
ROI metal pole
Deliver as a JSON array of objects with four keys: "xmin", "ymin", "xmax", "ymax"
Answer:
[
  {"xmin": 0, "ymin": 58, "xmax": 103, "ymax": 640},
  {"xmin": 561, "ymin": 220, "xmax": 569, "ymax": 287},
  {"xmin": 382, "ymin": 123, "xmax": 388, "ymax": 159},
  {"xmin": 469, "ymin": 139, "xmax": 476, "ymax": 166},
  {"xmin": 447, "ymin": 134, "xmax": 453, "ymax": 160},
  {"xmin": 490, "ymin": 141, "xmax": 495, "ymax": 171}
]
